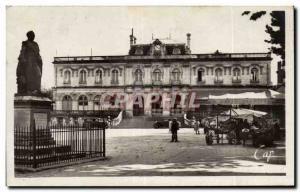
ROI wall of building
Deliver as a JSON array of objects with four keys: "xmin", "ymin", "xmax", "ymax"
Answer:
[{"xmin": 54, "ymin": 60, "xmax": 270, "ymax": 88}]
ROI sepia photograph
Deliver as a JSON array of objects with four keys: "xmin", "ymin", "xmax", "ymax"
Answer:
[{"xmin": 6, "ymin": 6, "xmax": 294, "ymax": 186}]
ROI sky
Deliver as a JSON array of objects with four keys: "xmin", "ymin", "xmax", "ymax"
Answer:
[{"xmin": 6, "ymin": 6, "xmax": 280, "ymax": 91}]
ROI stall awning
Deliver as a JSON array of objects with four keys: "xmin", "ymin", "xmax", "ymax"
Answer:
[
  {"xmin": 193, "ymin": 88, "xmax": 284, "ymax": 105},
  {"xmin": 208, "ymin": 89, "xmax": 283, "ymax": 100}
]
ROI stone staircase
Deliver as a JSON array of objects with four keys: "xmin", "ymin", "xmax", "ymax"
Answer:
[
  {"xmin": 113, "ymin": 115, "xmax": 187, "ymax": 129},
  {"xmin": 114, "ymin": 116, "xmax": 156, "ymax": 129}
]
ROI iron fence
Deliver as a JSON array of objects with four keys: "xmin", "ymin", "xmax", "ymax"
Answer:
[{"xmin": 14, "ymin": 122, "xmax": 105, "ymax": 170}]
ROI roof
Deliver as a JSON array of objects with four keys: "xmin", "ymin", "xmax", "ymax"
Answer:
[
  {"xmin": 137, "ymin": 37, "xmax": 185, "ymax": 45},
  {"xmin": 53, "ymin": 52, "xmax": 272, "ymax": 64}
]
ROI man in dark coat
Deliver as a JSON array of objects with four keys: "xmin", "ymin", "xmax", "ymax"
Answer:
[
  {"xmin": 16, "ymin": 31, "xmax": 43, "ymax": 95},
  {"xmin": 170, "ymin": 118, "xmax": 179, "ymax": 142}
]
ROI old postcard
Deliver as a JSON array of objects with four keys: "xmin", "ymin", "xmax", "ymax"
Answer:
[{"xmin": 6, "ymin": 6, "xmax": 294, "ymax": 186}]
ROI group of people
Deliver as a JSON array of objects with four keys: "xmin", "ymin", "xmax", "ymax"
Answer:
[
  {"xmin": 191, "ymin": 116, "xmax": 201, "ymax": 135},
  {"xmin": 168, "ymin": 116, "xmax": 202, "ymax": 143}
]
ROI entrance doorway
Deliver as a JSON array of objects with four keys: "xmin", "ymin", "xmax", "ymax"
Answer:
[
  {"xmin": 133, "ymin": 95, "xmax": 144, "ymax": 116},
  {"xmin": 151, "ymin": 95, "xmax": 163, "ymax": 115}
]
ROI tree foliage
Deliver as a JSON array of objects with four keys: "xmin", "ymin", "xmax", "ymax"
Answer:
[{"xmin": 242, "ymin": 11, "xmax": 285, "ymax": 63}]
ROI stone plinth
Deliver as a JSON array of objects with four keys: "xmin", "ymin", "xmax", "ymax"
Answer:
[{"xmin": 14, "ymin": 95, "xmax": 52, "ymax": 129}]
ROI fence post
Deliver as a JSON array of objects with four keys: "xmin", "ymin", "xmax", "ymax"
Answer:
[
  {"xmin": 32, "ymin": 119, "xmax": 37, "ymax": 169},
  {"xmin": 103, "ymin": 127, "xmax": 105, "ymax": 157}
]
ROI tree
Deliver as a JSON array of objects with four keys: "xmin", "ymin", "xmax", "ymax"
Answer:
[
  {"xmin": 41, "ymin": 88, "xmax": 53, "ymax": 99},
  {"xmin": 242, "ymin": 10, "xmax": 285, "ymax": 85}
]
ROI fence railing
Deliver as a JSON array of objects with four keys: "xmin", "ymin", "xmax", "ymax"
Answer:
[
  {"xmin": 50, "ymin": 109, "xmax": 121, "ymax": 118},
  {"xmin": 151, "ymin": 108, "xmax": 163, "ymax": 115},
  {"xmin": 170, "ymin": 108, "xmax": 183, "ymax": 115},
  {"xmin": 14, "ymin": 122, "xmax": 105, "ymax": 170}
]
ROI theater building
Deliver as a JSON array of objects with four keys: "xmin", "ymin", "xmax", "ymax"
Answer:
[{"xmin": 52, "ymin": 30, "xmax": 283, "ymax": 123}]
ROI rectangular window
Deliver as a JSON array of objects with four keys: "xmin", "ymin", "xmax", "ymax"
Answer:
[{"xmin": 260, "ymin": 66, "xmax": 263, "ymax": 75}]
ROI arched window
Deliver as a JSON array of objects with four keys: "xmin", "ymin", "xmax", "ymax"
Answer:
[
  {"xmin": 251, "ymin": 67, "xmax": 259, "ymax": 82},
  {"xmin": 109, "ymin": 94, "xmax": 120, "ymax": 109},
  {"xmin": 215, "ymin": 68, "xmax": 223, "ymax": 81},
  {"xmin": 95, "ymin": 70, "xmax": 102, "ymax": 84},
  {"xmin": 63, "ymin": 70, "xmax": 71, "ymax": 84},
  {"xmin": 111, "ymin": 69, "xmax": 119, "ymax": 84},
  {"xmin": 93, "ymin": 95, "xmax": 102, "ymax": 110},
  {"xmin": 78, "ymin": 95, "xmax": 88, "ymax": 111},
  {"xmin": 79, "ymin": 70, "xmax": 87, "ymax": 84},
  {"xmin": 197, "ymin": 68, "xmax": 205, "ymax": 82},
  {"xmin": 62, "ymin": 95, "xmax": 72, "ymax": 111},
  {"xmin": 233, "ymin": 68, "xmax": 241, "ymax": 80},
  {"xmin": 135, "ymin": 69, "xmax": 143, "ymax": 82},
  {"xmin": 172, "ymin": 68, "xmax": 181, "ymax": 81},
  {"xmin": 153, "ymin": 69, "xmax": 162, "ymax": 82}
]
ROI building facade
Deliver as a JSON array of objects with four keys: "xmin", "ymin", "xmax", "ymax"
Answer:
[{"xmin": 52, "ymin": 31, "xmax": 275, "ymax": 118}]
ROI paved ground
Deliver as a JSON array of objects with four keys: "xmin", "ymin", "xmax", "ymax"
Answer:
[{"xmin": 16, "ymin": 128, "xmax": 286, "ymax": 177}]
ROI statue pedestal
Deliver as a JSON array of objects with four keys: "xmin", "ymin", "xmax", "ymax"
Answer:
[
  {"xmin": 14, "ymin": 95, "xmax": 52, "ymax": 129},
  {"xmin": 14, "ymin": 95, "xmax": 56, "ymax": 168}
]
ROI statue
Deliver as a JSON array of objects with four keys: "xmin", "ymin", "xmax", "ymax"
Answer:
[{"xmin": 16, "ymin": 31, "xmax": 43, "ymax": 95}]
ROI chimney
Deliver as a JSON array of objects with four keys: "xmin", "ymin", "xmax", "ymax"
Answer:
[
  {"xmin": 130, "ymin": 28, "xmax": 134, "ymax": 46},
  {"xmin": 186, "ymin": 33, "xmax": 191, "ymax": 49}
]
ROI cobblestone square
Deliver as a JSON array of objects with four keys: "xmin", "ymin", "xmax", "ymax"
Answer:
[{"xmin": 17, "ymin": 128, "xmax": 286, "ymax": 177}]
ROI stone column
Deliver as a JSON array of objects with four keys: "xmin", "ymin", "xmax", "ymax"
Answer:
[
  {"xmin": 144, "ymin": 93, "xmax": 152, "ymax": 116},
  {"xmin": 72, "ymin": 101, "xmax": 78, "ymax": 110},
  {"xmin": 162, "ymin": 91, "xmax": 171, "ymax": 116},
  {"xmin": 56, "ymin": 101, "xmax": 62, "ymax": 110},
  {"xmin": 88, "ymin": 101, "xmax": 93, "ymax": 110},
  {"xmin": 125, "ymin": 93, "xmax": 133, "ymax": 118}
]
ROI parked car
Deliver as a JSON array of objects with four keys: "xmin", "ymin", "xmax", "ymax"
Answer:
[{"xmin": 153, "ymin": 119, "xmax": 170, "ymax": 129}]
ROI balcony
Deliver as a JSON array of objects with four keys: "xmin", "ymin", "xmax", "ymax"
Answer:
[
  {"xmin": 79, "ymin": 81, "xmax": 87, "ymax": 85},
  {"xmin": 111, "ymin": 80, "xmax": 119, "ymax": 85},
  {"xmin": 171, "ymin": 80, "xmax": 181, "ymax": 85},
  {"xmin": 134, "ymin": 80, "xmax": 143, "ymax": 86},
  {"xmin": 197, "ymin": 80, "xmax": 206, "ymax": 85},
  {"xmin": 152, "ymin": 80, "xmax": 162, "ymax": 86},
  {"xmin": 250, "ymin": 79, "xmax": 260, "ymax": 84},
  {"xmin": 214, "ymin": 79, "xmax": 223, "ymax": 85},
  {"xmin": 95, "ymin": 80, "xmax": 102, "ymax": 85},
  {"xmin": 232, "ymin": 78, "xmax": 241, "ymax": 84},
  {"xmin": 63, "ymin": 80, "xmax": 71, "ymax": 85}
]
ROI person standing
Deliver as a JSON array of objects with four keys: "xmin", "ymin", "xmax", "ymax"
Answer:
[
  {"xmin": 170, "ymin": 118, "xmax": 179, "ymax": 142},
  {"xmin": 241, "ymin": 119, "xmax": 250, "ymax": 146},
  {"xmin": 196, "ymin": 120, "xmax": 200, "ymax": 134},
  {"xmin": 191, "ymin": 116, "xmax": 197, "ymax": 135}
]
